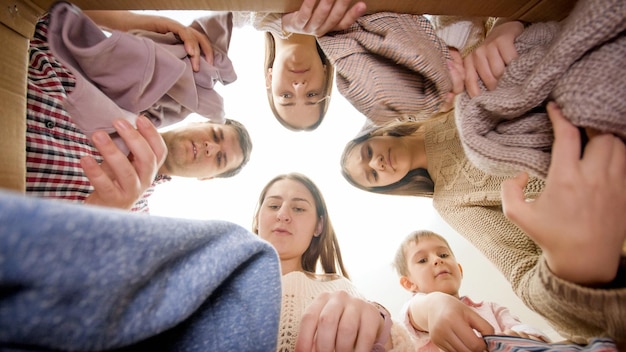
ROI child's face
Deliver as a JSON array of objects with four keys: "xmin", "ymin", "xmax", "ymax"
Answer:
[{"xmin": 401, "ymin": 237, "xmax": 463, "ymax": 297}]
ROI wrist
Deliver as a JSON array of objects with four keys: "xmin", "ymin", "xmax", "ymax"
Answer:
[{"xmin": 370, "ymin": 301, "xmax": 392, "ymax": 352}]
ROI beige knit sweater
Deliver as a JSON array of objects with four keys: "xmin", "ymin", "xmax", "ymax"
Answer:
[
  {"xmin": 278, "ymin": 271, "xmax": 414, "ymax": 351},
  {"xmin": 424, "ymin": 111, "xmax": 626, "ymax": 345}
]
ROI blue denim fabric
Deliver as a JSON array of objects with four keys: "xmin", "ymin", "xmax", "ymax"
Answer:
[{"xmin": 0, "ymin": 191, "xmax": 281, "ymax": 351}]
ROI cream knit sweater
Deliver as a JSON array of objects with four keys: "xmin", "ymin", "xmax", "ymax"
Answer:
[
  {"xmin": 278, "ymin": 271, "xmax": 414, "ymax": 351},
  {"xmin": 424, "ymin": 111, "xmax": 626, "ymax": 345}
]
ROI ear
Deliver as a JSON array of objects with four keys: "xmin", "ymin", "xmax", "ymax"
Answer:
[
  {"xmin": 400, "ymin": 276, "xmax": 419, "ymax": 293},
  {"xmin": 458, "ymin": 263, "xmax": 463, "ymax": 278},
  {"xmin": 314, "ymin": 216, "xmax": 324, "ymax": 237}
]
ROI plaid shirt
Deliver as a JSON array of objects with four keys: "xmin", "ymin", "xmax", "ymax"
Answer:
[{"xmin": 26, "ymin": 14, "xmax": 170, "ymax": 213}]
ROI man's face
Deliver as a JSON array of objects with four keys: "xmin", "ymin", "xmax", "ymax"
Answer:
[{"xmin": 160, "ymin": 122, "xmax": 243, "ymax": 180}]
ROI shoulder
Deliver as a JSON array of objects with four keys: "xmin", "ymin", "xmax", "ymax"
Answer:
[{"xmin": 304, "ymin": 272, "xmax": 343, "ymax": 281}]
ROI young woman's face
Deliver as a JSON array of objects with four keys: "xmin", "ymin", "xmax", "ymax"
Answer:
[
  {"xmin": 256, "ymin": 179, "xmax": 321, "ymax": 262},
  {"xmin": 344, "ymin": 135, "xmax": 414, "ymax": 188},
  {"xmin": 268, "ymin": 47, "xmax": 327, "ymax": 129},
  {"xmin": 402, "ymin": 237, "xmax": 462, "ymax": 296}
]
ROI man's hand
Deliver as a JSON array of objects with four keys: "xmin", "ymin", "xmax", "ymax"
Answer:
[
  {"xmin": 282, "ymin": 0, "xmax": 366, "ymax": 37},
  {"xmin": 82, "ymin": 115, "xmax": 167, "ymax": 210},
  {"xmin": 502, "ymin": 102, "xmax": 626, "ymax": 285}
]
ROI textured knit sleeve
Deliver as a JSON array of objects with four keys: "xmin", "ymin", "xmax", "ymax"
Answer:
[
  {"xmin": 434, "ymin": 200, "xmax": 626, "ymax": 344},
  {"xmin": 234, "ymin": 11, "xmax": 291, "ymax": 39},
  {"xmin": 427, "ymin": 92, "xmax": 626, "ymax": 345},
  {"xmin": 529, "ymin": 257, "xmax": 626, "ymax": 344}
]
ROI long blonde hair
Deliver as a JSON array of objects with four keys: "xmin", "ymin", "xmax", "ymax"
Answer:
[{"xmin": 264, "ymin": 32, "xmax": 334, "ymax": 131}]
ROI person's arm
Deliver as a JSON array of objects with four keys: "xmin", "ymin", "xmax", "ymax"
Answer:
[
  {"xmin": 438, "ymin": 102, "xmax": 625, "ymax": 342},
  {"xmin": 83, "ymin": 10, "xmax": 214, "ymax": 71},
  {"xmin": 502, "ymin": 102, "xmax": 626, "ymax": 286},
  {"xmin": 82, "ymin": 115, "xmax": 167, "ymax": 210},
  {"xmin": 407, "ymin": 292, "xmax": 494, "ymax": 352}
]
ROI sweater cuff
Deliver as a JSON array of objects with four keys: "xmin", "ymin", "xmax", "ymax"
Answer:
[{"xmin": 537, "ymin": 256, "xmax": 626, "ymax": 343}]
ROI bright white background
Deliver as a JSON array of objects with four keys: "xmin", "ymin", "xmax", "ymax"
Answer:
[{"xmin": 146, "ymin": 11, "xmax": 561, "ymax": 340}]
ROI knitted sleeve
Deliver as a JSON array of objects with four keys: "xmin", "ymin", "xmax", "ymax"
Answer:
[
  {"xmin": 528, "ymin": 257, "xmax": 626, "ymax": 344},
  {"xmin": 434, "ymin": 200, "xmax": 626, "ymax": 344}
]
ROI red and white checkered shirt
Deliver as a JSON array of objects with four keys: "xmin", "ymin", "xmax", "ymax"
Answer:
[{"xmin": 26, "ymin": 14, "xmax": 170, "ymax": 213}]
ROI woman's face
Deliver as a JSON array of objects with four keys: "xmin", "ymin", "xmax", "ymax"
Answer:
[
  {"xmin": 268, "ymin": 46, "xmax": 327, "ymax": 129},
  {"xmin": 344, "ymin": 135, "xmax": 414, "ymax": 188},
  {"xmin": 256, "ymin": 179, "xmax": 322, "ymax": 262}
]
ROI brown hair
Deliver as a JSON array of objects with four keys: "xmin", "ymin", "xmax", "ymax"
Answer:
[
  {"xmin": 252, "ymin": 172, "xmax": 350, "ymax": 278},
  {"xmin": 264, "ymin": 32, "xmax": 334, "ymax": 131},
  {"xmin": 216, "ymin": 118, "xmax": 252, "ymax": 178},
  {"xmin": 393, "ymin": 230, "xmax": 453, "ymax": 277}
]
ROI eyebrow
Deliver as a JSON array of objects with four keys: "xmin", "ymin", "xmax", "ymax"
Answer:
[
  {"xmin": 218, "ymin": 128, "xmax": 227, "ymax": 169},
  {"xmin": 266, "ymin": 195, "xmax": 312, "ymax": 205},
  {"xmin": 359, "ymin": 145, "xmax": 373, "ymax": 184},
  {"xmin": 412, "ymin": 246, "xmax": 451, "ymax": 257}
]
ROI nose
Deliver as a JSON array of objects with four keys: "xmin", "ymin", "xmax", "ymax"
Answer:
[
  {"xmin": 203, "ymin": 141, "xmax": 220, "ymax": 157},
  {"xmin": 276, "ymin": 207, "xmax": 291, "ymax": 223},
  {"xmin": 368, "ymin": 154, "xmax": 385, "ymax": 171},
  {"xmin": 433, "ymin": 256, "xmax": 443, "ymax": 265},
  {"xmin": 292, "ymin": 80, "xmax": 306, "ymax": 89}
]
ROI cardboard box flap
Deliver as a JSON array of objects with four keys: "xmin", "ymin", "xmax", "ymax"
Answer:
[
  {"xmin": 30, "ymin": 0, "xmax": 575, "ymax": 22},
  {"xmin": 0, "ymin": 0, "xmax": 44, "ymax": 38}
]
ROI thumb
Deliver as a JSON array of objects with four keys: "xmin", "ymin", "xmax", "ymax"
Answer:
[
  {"xmin": 468, "ymin": 312, "xmax": 495, "ymax": 337},
  {"xmin": 501, "ymin": 172, "xmax": 530, "ymax": 225}
]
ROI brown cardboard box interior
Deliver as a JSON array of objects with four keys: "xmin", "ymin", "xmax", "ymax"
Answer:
[{"xmin": 0, "ymin": 0, "xmax": 575, "ymax": 192}]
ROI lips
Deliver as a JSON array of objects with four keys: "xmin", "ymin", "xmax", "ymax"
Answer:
[
  {"xmin": 435, "ymin": 270, "xmax": 451, "ymax": 277},
  {"xmin": 387, "ymin": 149, "xmax": 394, "ymax": 171},
  {"xmin": 272, "ymin": 228, "xmax": 292, "ymax": 236},
  {"xmin": 192, "ymin": 142, "xmax": 197, "ymax": 160}
]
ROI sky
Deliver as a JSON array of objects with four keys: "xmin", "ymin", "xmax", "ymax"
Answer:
[{"xmin": 144, "ymin": 11, "xmax": 561, "ymax": 339}]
